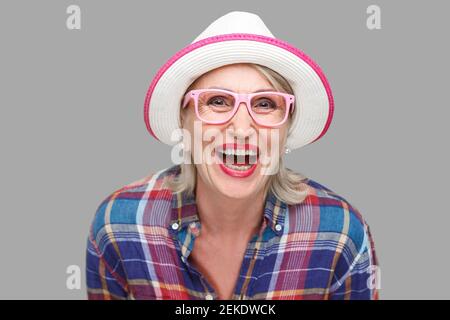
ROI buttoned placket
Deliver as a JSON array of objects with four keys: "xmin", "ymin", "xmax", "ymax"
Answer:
[
  {"xmin": 235, "ymin": 216, "xmax": 284, "ymax": 299},
  {"xmin": 170, "ymin": 219, "xmax": 220, "ymax": 300}
]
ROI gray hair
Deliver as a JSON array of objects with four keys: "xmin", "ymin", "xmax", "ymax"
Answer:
[{"xmin": 164, "ymin": 63, "xmax": 309, "ymax": 205}]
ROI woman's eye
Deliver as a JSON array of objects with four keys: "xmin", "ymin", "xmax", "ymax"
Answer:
[
  {"xmin": 208, "ymin": 96, "xmax": 228, "ymax": 106},
  {"xmin": 256, "ymin": 99, "xmax": 276, "ymax": 109},
  {"xmin": 212, "ymin": 98, "xmax": 224, "ymax": 105}
]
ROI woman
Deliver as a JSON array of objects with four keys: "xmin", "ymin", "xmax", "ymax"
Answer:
[{"xmin": 86, "ymin": 11, "xmax": 379, "ymax": 300}]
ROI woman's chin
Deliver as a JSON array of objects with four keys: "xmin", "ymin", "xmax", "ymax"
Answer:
[{"xmin": 209, "ymin": 163, "xmax": 264, "ymax": 199}]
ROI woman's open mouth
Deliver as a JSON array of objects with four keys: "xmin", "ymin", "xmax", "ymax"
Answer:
[{"xmin": 215, "ymin": 143, "xmax": 259, "ymax": 178}]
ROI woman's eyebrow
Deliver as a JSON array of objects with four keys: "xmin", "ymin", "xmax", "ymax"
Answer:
[{"xmin": 207, "ymin": 86, "xmax": 276, "ymax": 93}]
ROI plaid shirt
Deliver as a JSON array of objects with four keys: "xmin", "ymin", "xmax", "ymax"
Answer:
[{"xmin": 86, "ymin": 164, "xmax": 379, "ymax": 300}]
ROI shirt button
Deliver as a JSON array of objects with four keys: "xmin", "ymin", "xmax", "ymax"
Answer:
[
  {"xmin": 205, "ymin": 294, "xmax": 213, "ymax": 300},
  {"xmin": 275, "ymin": 224, "xmax": 282, "ymax": 232},
  {"xmin": 181, "ymin": 256, "xmax": 186, "ymax": 263},
  {"xmin": 171, "ymin": 222, "xmax": 179, "ymax": 230}
]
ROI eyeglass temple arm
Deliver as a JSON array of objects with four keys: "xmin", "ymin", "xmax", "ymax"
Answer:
[
  {"xmin": 181, "ymin": 92, "xmax": 193, "ymax": 109},
  {"xmin": 289, "ymin": 98, "xmax": 295, "ymax": 114}
]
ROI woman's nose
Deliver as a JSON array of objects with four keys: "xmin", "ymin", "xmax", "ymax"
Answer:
[{"xmin": 229, "ymin": 102, "xmax": 254, "ymax": 130}]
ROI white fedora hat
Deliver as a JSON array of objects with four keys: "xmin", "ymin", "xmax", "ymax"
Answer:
[{"xmin": 144, "ymin": 11, "xmax": 334, "ymax": 150}]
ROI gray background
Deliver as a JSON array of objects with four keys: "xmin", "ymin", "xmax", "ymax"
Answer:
[{"xmin": 0, "ymin": 0, "xmax": 448, "ymax": 299}]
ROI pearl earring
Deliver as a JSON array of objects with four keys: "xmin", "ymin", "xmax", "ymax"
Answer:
[{"xmin": 284, "ymin": 147, "xmax": 291, "ymax": 154}]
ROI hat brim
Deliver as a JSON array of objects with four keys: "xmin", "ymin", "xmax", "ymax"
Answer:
[{"xmin": 144, "ymin": 33, "xmax": 334, "ymax": 150}]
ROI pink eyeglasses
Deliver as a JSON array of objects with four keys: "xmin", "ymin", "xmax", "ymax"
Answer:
[{"xmin": 181, "ymin": 88, "xmax": 295, "ymax": 127}]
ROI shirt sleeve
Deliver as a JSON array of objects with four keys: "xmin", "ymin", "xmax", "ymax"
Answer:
[
  {"xmin": 329, "ymin": 220, "xmax": 380, "ymax": 300},
  {"xmin": 85, "ymin": 204, "xmax": 130, "ymax": 300}
]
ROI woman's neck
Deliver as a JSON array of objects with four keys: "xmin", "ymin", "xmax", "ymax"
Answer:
[{"xmin": 195, "ymin": 177, "xmax": 267, "ymax": 240}]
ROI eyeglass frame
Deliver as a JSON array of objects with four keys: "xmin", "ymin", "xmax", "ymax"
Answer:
[{"xmin": 181, "ymin": 88, "xmax": 295, "ymax": 127}]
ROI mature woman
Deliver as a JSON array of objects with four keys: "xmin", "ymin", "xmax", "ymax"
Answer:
[{"xmin": 86, "ymin": 11, "xmax": 379, "ymax": 300}]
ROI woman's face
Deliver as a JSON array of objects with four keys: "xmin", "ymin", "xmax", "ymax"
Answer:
[{"xmin": 180, "ymin": 63, "xmax": 290, "ymax": 199}]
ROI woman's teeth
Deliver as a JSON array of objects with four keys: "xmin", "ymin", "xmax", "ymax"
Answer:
[
  {"xmin": 216, "ymin": 148, "xmax": 258, "ymax": 171},
  {"xmin": 223, "ymin": 162, "xmax": 253, "ymax": 171},
  {"xmin": 220, "ymin": 148, "xmax": 258, "ymax": 156}
]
